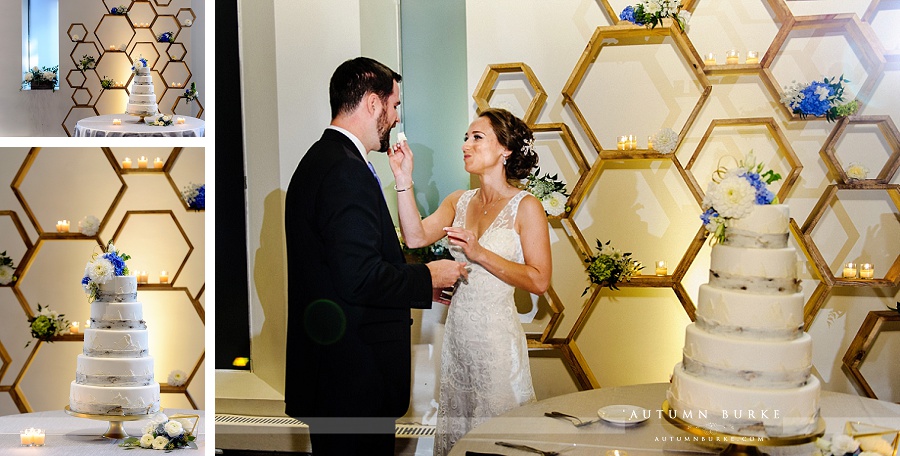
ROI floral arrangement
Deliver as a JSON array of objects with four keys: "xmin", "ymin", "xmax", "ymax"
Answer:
[
  {"xmin": 700, "ymin": 152, "xmax": 781, "ymax": 245},
  {"xmin": 619, "ymin": 0, "xmax": 691, "ymax": 31},
  {"xmin": 148, "ymin": 115, "xmax": 174, "ymax": 127},
  {"xmin": 25, "ymin": 304, "xmax": 70, "ymax": 347},
  {"xmin": 524, "ymin": 167, "xmax": 570, "ymax": 216},
  {"xmin": 168, "ymin": 370, "xmax": 188, "ymax": 386},
  {"xmin": 780, "ymin": 75, "xmax": 859, "ymax": 122},
  {"xmin": 184, "ymin": 82, "xmax": 198, "ymax": 103},
  {"xmin": 81, "ymin": 241, "xmax": 131, "ymax": 303},
  {"xmin": 157, "ymin": 31, "xmax": 174, "ymax": 43},
  {"xmin": 22, "ymin": 65, "xmax": 58, "ymax": 90},
  {"xmin": 395, "ymin": 227, "xmax": 453, "ymax": 263},
  {"xmin": 181, "ymin": 183, "xmax": 205, "ymax": 209},
  {"xmin": 652, "ymin": 127, "xmax": 679, "ymax": 154},
  {"xmin": 110, "ymin": 5, "xmax": 127, "ymax": 15},
  {"xmin": 77, "ymin": 55, "xmax": 96, "ymax": 71},
  {"xmin": 79, "ymin": 215, "xmax": 100, "ymax": 236},
  {"xmin": 121, "ymin": 413, "xmax": 197, "ymax": 451},
  {"xmin": 131, "ymin": 57, "xmax": 149, "ymax": 75},
  {"xmin": 815, "ymin": 431, "xmax": 896, "ymax": 456},
  {"xmin": 582, "ymin": 240, "xmax": 643, "ymax": 295},
  {"xmin": 846, "ymin": 162, "xmax": 869, "ymax": 180},
  {"xmin": 101, "ymin": 76, "xmax": 116, "ymax": 89},
  {"xmin": 0, "ymin": 251, "xmax": 16, "ymax": 285}
]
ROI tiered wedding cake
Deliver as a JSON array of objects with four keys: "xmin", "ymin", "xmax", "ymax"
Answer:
[
  {"xmin": 666, "ymin": 156, "xmax": 820, "ymax": 438},
  {"xmin": 70, "ymin": 244, "xmax": 160, "ymax": 416},
  {"xmin": 126, "ymin": 57, "xmax": 158, "ymax": 119}
]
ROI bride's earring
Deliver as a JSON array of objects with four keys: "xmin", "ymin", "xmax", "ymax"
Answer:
[{"xmin": 502, "ymin": 155, "xmax": 508, "ymax": 165}]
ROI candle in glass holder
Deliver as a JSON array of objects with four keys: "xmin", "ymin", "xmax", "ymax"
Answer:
[
  {"xmin": 110, "ymin": 45, "xmax": 116, "ymax": 51},
  {"xmin": 745, "ymin": 50, "xmax": 759, "ymax": 64},
  {"xmin": 726, "ymin": 50, "xmax": 739, "ymax": 65},
  {"xmin": 628, "ymin": 134, "xmax": 637, "ymax": 150},
  {"xmin": 154, "ymin": 157, "xmax": 164, "ymax": 169},
  {"xmin": 112, "ymin": 118, "xmax": 122, "ymax": 125},
  {"xmin": 123, "ymin": 157, "xmax": 132, "ymax": 168},
  {"xmin": 70, "ymin": 321, "xmax": 79, "ymax": 334},
  {"xmin": 842, "ymin": 262, "xmax": 858, "ymax": 279},
  {"xmin": 859, "ymin": 263, "xmax": 874, "ymax": 279},
  {"xmin": 159, "ymin": 271, "xmax": 169, "ymax": 284},
  {"xmin": 32, "ymin": 429, "xmax": 45, "ymax": 446},
  {"xmin": 617, "ymin": 135, "xmax": 628, "ymax": 150},
  {"xmin": 85, "ymin": 320, "xmax": 91, "ymax": 329},
  {"xmin": 176, "ymin": 117, "xmax": 185, "ymax": 125},
  {"xmin": 647, "ymin": 136, "xmax": 654, "ymax": 150},
  {"xmin": 20, "ymin": 428, "xmax": 33, "ymax": 446},
  {"xmin": 703, "ymin": 52, "xmax": 716, "ymax": 65},
  {"xmin": 138, "ymin": 156, "xmax": 148, "ymax": 168},
  {"xmin": 655, "ymin": 260, "xmax": 667, "ymax": 276},
  {"xmin": 56, "ymin": 220, "xmax": 70, "ymax": 233}
]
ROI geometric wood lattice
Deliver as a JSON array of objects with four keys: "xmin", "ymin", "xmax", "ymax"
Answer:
[{"xmin": 842, "ymin": 310, "xmax": 900, "ymax": 400}]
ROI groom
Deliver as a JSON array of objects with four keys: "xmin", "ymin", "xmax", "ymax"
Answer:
[{"xmin": 284, "ymin": 57, "xmax": 467, "ymax": 455}]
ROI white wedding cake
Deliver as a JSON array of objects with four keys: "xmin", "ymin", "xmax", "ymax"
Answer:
[
  {"xmin": 126, "ymin": 58, "xmax": 158, "ymax": 118},
  {"xmin": 69, "ymin": 274, "xmax": 160, "ymax": 415},
  {"xmin": 666, "ymin": 160, "xmax": 819, "ymax": 438}
]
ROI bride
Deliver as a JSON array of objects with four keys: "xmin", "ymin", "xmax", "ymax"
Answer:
[{"xmin": 389, "ymin": 108, "xmax": 552, "ymax": 455}]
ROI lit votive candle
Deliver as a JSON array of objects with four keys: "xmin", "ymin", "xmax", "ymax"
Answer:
[
  {"xmin": 110, "ymin": 45, "xmax": 116, "ymax": 51},
  {"xmin": 122, "ymin": 157, "xmax": 132, "ymax": 168},
  {"xmin": 726, "ymin": 50, "xmax": 739, "ymax": 65},
  {"xmin": 112, "ymin": 118, "xmax": 122, "ymax": 125},
  {"xmin": 655, "ymin": 260, "xmax": 667, "ymax": 276},
  {"xmin": 628, "ymin": 134, "xmax": 637, "ymax": 150},
  {"xmin": 140, "ymin": 271, "xmax": 148, "ymax": 284},
  {"xmin": 859, "ymin": 263, "xmax": 874, "ymax": 279},
  {"xmin": 20, "ymin": 428, "xmax": 34, "ymax": 446},
  {"xmin": 745, "ymin": 50, "xmax": 759, "ymax": 64},
  {"xmin": 56, "ymin": 220, "xmax": 70, "ymax": 233},
  {"xmin": 617, "ymin": 135, "xmax": 628, "ymax": 150},
  {"xmin": 70, "ymin": 321, "xmax": 79, "ymax": 334},
  {"xmin": 647, "ymin": 136, "xmax": 654, "ymax": 150},
  {"xmin": 703, "ymin": 52, "xmax": 716, "ymax": 65},
  {"xmin": 138, "ymin": 156, "xmax": 148, "ymax": 168},
  {"xmin": 154, "ymin": 157, "xmax": 164, "ymax": 168},
  {"xmin": 85, "ymin": 320, "xmax": 91, "ymax": 329},
  {"xmin": 32, "ymin": 429, "xmax": 45, "ymax": 446},
  {"xmin": 159, "ymin": 271, "xmax": 169, "ymax": 284},
  {"xmin": 842, "ymin": 262, "xmax": 858, "ymax": 279},
  {"xmin": 176, "ymin": 117, "xmax": 186, "ymax": 125}
]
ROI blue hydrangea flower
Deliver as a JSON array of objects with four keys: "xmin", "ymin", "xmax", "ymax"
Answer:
[
  {"xmin": 620, "ymin": 6, "xmax": 636, "ymax": 22},
  {"xmin": 700, "ymin": 208, "xmax": 718, "ymax": 225},
  {"xmin": 192, "ymin": 186, "xmax": 205, "ymax": 209},
  {"xmin": 81, "ymin": 276, "xmax": 90, "ymax": 285},
  {"xmin": 797, "ymin": 81, "xmax": 833, "ymax": 117},
  {"xmin": 102, "ymin": 252, "xmax": 126, "ymax": 276}
]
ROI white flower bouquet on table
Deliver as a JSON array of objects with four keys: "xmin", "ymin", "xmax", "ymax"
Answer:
[
  {"xmin": 79, "ymin": 215, "xmax": 100, "ymax": 236},
  {"xmin": 700, "ymin": 151, "xmax": 781, "ymax": 245},
  {"xmin": 121, "ymin": 413, "xmax": 198, "ymax": 450},
  {"xmin": 816, "ymin": 429, "xmax": 897, "ymax": 456},
  {"xmin": 148, "ymin": 115, "xmax": 174, "ymax": 127},
  {"xmin": 523, "ymin": 167, "xmax": 570, "ymax": 217},
  {"xmin": 0, "ymin": 250, "xmax": 17, "ymax": 285},
  {"xmin": 81, "ymin": 241, "xmax": 131, "ymax": 303}
]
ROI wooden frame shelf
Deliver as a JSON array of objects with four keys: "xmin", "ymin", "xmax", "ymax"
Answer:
[{"xmin": 842, "ymin": 310, "xmax": 900, "ymax": 400}]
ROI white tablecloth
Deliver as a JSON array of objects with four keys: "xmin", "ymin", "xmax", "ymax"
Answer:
[
  {"xmin": 449, "ymin": 383, "xmax": 900, "ymax": 456},
  {"xmin": 73, "ymin": 114, "xmax": 205, "ymax": 137},
  {"xmin": 0, "ymin": 408, "xmax": 205, "ymax": 454}
]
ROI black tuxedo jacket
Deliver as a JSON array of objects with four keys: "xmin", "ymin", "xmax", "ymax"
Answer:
[{"xmin": 284, "ymin": 128, "xmax": 433, "ymax": 420}]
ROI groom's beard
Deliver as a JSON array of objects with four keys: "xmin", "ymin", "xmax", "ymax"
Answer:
[{"xmin": 375, "ymin": 108, "xmax": 392, "ymax": 152}]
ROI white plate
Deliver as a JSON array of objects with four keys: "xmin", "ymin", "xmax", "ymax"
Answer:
[{"xmin": 598, "ymin": 404, "xmax": 650, "ymax": 425}]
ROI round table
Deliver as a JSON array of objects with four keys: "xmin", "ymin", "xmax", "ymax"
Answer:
[
  {"xmin": 448, "ymin": 383, "xmax": 900, "ymax": 456},
  {"xmin": 73, "ymin": 114, "xmax": 205, "ymax": 137},
  {"xmin": 0, "ymin": 408, "xmax": 205, "ymax": 455}
]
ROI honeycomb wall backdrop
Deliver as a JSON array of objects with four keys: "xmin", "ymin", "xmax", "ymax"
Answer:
[
  {"xmin": 0, "ymin": 147, "xmax": 205, "ymax": 414},
  {"xmin": 464, "ymin": 0, "xmax": 899, "ymax": 402}
]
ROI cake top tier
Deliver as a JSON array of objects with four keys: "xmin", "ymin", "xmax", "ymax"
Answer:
[
  {"xmin": 722, "ymin": 204, "xmax": 790, "ymax": 249},
  {"xmin": 98, "ymin": 275, "xmax": 137, "ymax": 294},
  {"xmin": 82, "ymin": 242, "xmax": 133, "ymax": 303}
]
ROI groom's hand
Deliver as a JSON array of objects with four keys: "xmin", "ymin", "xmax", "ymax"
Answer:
[{"xmin": 425, "ymin": 259, "xmax": 468, "ymax": 289}]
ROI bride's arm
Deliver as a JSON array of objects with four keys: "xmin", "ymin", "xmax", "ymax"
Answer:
[{"xmin": 444, "ymin": 194, "xmax": 551, "ymax": 294}]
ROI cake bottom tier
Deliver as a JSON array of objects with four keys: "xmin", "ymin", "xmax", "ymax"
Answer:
[
  {"xmin": 69, "ymin": 381, "xmax": 160, "ymax": 416},
  {"xmin": 126, "ymin": 104, "xmax": 158, "ymax": 117},
  {"xmin": 667, "ymin": 364, "xmax": 820, "ymax": 437}
]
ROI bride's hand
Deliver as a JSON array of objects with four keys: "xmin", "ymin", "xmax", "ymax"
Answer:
[
  {"xmin": 388, "ymin": 138, "xmax": 414, "ymax": 186},
  {"xmin": 444, "ymin": 227, "xmax": 482, "ymax": 262}
]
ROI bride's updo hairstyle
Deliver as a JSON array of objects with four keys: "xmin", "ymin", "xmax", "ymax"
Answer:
[{"xmin": 479, "ymin": 108, "xmax": 538, "ymax": 180}]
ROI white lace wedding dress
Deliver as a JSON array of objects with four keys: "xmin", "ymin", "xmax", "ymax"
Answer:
[{"xmin": 434, "ymin": 189, "xmax": 537, "ymax": 456}]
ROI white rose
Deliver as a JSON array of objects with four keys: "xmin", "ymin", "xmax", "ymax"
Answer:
[
  {"xmin": 79, "ymin": 215, "xmax": 100, "ymax": 236},
  {"xmin": 139, "ymin": 433, "xmax": 154, "ymax": 448},
  {"xmin": 185, "ymin": 19, "xmax": 192, "ymax": 26},
  {"xmin": 152, "ymin": 435, "xmax": 170, "ymax": 450},
  {"xmin": 24, "ymin": 72, "xmax": 33, "ymax": 82},
  {"xmin": 846, "ymin": 162, "xmax": 869, "ymax": 180},
  {"xmin": 42, "ymin": 71, "xmax": 55, "ymax": 81},
  {"xmin": 542, "ymin": 192, "xmax": 568, "ymax": 217},
  {"xmin": 168, "ymin": 369, "xmax": 187, "ymax": 386},
  {"xmin": 176, "ymin": 418, "xmax": 194, "ymax": 435},
  {"xmin": 677, "ymin": 10, "xmax": 691, "ymax": 24},
  {"xmin": 831, "ymin": 434, "xmax": 860, "ymax": 455},
  {"xmin": 142, "ymin": 422, "xmax": 157, "ymax": 435},
  {"xmin": 164, "ymin": 420, "xmax": 184, "ymax": 438},
  {"xmin": 859, "ymin": 436, "xmax": 893, "ymax": 455},
  {"xmin": 150, "ymin": 412, "xmax": 169, "ymax": 425},
  {"xmin": 32, "ymin": 66, "xmax": 39, "ymax": 72},
  {"xmin": 0, "ymin": 265, "xmax": 14, "ymax": 285}
]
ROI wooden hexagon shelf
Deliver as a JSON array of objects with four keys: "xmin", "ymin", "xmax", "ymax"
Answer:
[
  {"xmin": 166, "ymin": 42, "xmax": 187, "ymax": 61},
  {"xmin": 0, "ymin": 210, "xmax": 34, "ymax": 289},
  {"xmin": 159, "ymin": 60, "xmax": 192, "ymax": 91},
  {"xmin": 93, "ymin": 14, "xmax": 136, "ymax": 53},
  {"xmin": 863, "ymin": 0, "xmax": 900, "ymax": 63},
  {"xmin": 71, "ymin": 87, "xmax": 93, "ymax": 106},
  {"xmin": 171, "ymin": 96, "xmax": 203, "ymax": 119},
  {"xmin": 70, "ymin": 41, "xmax": 102, "ymax": 70},
  {"xmin": 126, "ymin": 0, "xmax": 158, "ymax": 29},
  {"xmin": 821, "ymin": 115, "xmax": 900, "ymax": 185},
  {"xmin": 532, "ymin": 122, "xmax": 591, "ymax": 177},
  {"xmin": 842, "ymin": 310, "xmax": 900, "ymax": 400},
  {"xmin": 473, "ymin": 62, "xmax": 547, "ymax": 126},
  {"xmin": 176, "ymin": 8, "xmax": 196, "ymax": 27},
  {"xmin": 66, "ymin": 69, "xmax": 86, "ymax": 89},
  {"xmin": 762, "ymin": 13, "xmax": 886, "ymax": 120},
  {"xmin": 110, "ymin": 210, "xmax": 194, "ymax": 286},
  {"xmin": 150, "ymin": 14, "xmax": 183, "ymax": 43},
  {"xmin": 561, "ymin": 21, "xmax": 711, "ymax": 153},
  {"xmin": 67, "ymin": 23, "xmax": 88, "ymax": 42},
  {"xmin": 684, "ymin": 117, "xmax": 802, "ymax": 205}
]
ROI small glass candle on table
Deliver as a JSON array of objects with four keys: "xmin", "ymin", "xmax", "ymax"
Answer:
[
  {"xmin": 112, "ymin": 118, "xmax": 122, "ymax": 125},
  {"xmin": 138, "ymin": 156, "xmax": 148, "ymax": 168},
  {"xmin": 655, "ymin": 260, "xmax": 667, "ymax": 276},
  {"xmin": 859, "ymin": 263, "xmax": 874, "ymax": 279},
  {"xmin": 154, "ymin": 157, "xmax": 164, "ymax": 169},
  {"xmin": 32, "ymin": 429, "xmax": 45, "ymax": 446},
  {"xmin": 726, "ymin": 50, "xmax": 739, "ymax": 65},
  {"xmin": 160, "ymin": 271, "xmax": 168, "ymax": 284},
  {"xmin": 56, "ymin": 220, "xmax": 70, "ymax": 233},
  {"xmin": 745, "ymin": 50, "xmax": 759, "ymax": 64},
  {"xmin": 20, "ymin": 428, "xmax": 34, "ymax": 446},
  {"xmin": 70, "ymin": 321, "xmax": 79, "ymax": 334},
  {"xmin": 842, "ymin": 262, "xmax": 858, "ymax": 279},
  {"xmin": 617, "ymin": 135, "xmax": 628, "ymax": 150},
  {"xmin": 703, "ymin": 52, "xmax": 716, "ymax": 65},
  {"xmin": 176, "ymin": 117, "xmax": 186, "ymax": 124}
]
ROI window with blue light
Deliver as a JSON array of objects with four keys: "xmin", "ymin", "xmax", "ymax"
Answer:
[{"xmin": 24, "ymin": 0, "xmax": 59, "ymax": 88}]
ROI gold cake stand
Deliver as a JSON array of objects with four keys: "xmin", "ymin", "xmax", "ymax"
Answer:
[
  {"xmin": 661, "ymin": 401, "xmax": 825, "ymax": 456},
  {"xmin": 65, "ymin": 406, "xmax": 161, "ymax": 439}
]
